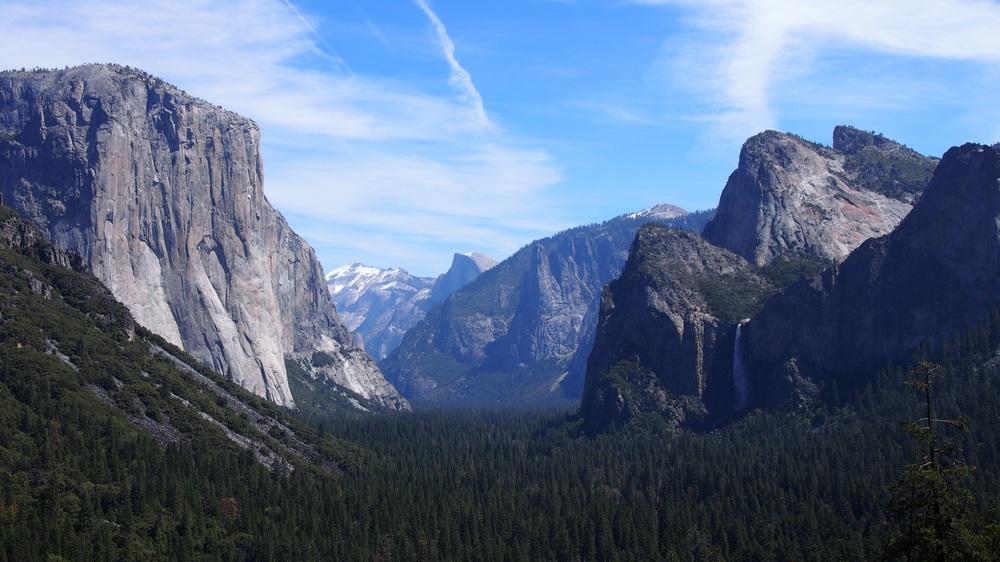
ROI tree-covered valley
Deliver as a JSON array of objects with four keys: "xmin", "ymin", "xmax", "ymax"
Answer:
[
  {"xmin": 1, "ymin": 59, "xmax": 999, "ymax": 562},
  {"xmin": 1, "ymin": 198, "xmax": 998, "ymax": 559}
]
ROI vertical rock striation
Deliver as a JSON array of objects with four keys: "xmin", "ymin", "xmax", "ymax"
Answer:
[{"xmin": 0, "ymin": 64, "xmax": 405, "ymax": 410}]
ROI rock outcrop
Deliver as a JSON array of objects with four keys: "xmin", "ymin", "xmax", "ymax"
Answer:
[
  {"xmin": 381, "ymin": 207, "xmax": 715, "ymax": 404},
  {"xmin": 427, "ymin": 252, "xmax": 497, "ymax": 307},
  {"xmin": 0, "ymin": 205, "xmax": 81, "ymax": 271},
  {"xmin": 0, "ymin": 64, "xmax": 406, "ymax": 410},
  {"xmin": 580, "ymin": 225, "xmax": 773, "ymax": 433},
  {"xmin": 703, "ymin": 126, "xmax": 937, "ymax": 266},
  {"xmin": 743, "ymin": 143, "xmax": 1000, "ymax": 407},
  {"xmin": 327, "ymin": 253, "xmax": 495, "ymax": 361}
]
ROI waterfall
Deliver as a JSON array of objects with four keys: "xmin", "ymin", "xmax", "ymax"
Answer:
[{"xmin": 732, "ymin": 320, "xmax": 750, "ymax": 411}]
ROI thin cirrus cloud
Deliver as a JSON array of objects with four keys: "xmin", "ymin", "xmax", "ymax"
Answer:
[
  {"xmin": 0, "ymin": 0, "xmax": 566, "ymax": 276},
  {"xmin": 413, "ymin": 0, "xmax": 493, "ymax": 130},
  {"xmin": 633, "ymin": 0, "xmax": 1000, "ymax": 144}
]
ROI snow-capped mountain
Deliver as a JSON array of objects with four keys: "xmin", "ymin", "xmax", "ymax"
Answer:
[
  {"xmin": 327, "ymin": 253, "xmax": 496, "ymax": 360},
  {"xmin": 624, "ymin": 203, "xmax": 687, "ymax": 221}
]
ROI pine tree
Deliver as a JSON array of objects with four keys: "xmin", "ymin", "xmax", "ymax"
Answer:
[{"xmin": 885, "ymin": 361, "xmax": 979, "ymax": 561}]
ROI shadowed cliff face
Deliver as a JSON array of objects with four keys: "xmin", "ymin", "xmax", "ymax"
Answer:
[
  {"xmin": 579, "ymin": 127, "xmax": 938, "ymax": 433},
  {"xmin": 703, "ymin": 126, "xmax": 937, "ymax": 266},
  {"xmin": 745, "ymin": 143, "xmax": 1000, "ymax": 408},
  {"xmin": 0, "ymin": 64, "xmax": 406, "ymax": 410},
  {"xmin": 381, "ymin": 209, "xmax": 715, "ymax": 405},
  {"xmin": 580, "ymin": 225, "xmax": 773, "ymax": 433}
]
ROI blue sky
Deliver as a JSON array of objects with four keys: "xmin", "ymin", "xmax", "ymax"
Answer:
[{"xmin": 2, "ymin": 0, "xmax": 1000, "ymax": 276}]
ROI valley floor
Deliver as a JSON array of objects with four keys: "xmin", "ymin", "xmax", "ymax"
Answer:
[{"xmin": 4, "ymin": 312, "xmax": 1000, "ymax": 561}]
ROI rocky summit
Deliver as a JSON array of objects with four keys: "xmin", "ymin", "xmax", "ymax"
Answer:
[
  {"xmin": 703, "ymin": 126, "xmax": 937, "ymax": 266},
  {"xmin": 743, "ymin": 143, "xmax": 1000, "ymax": 408},
  {"xmin": 327, "ymin": 253, "xmax": 495, "ymax": 361},
  {"xmin": 578, "ymin": 126, "xmax": 940, "ymax": 432},
  {"xmin": 426, "ymin": 252, "xmax": 498, "ymax": 307},
  {"xmin": 0, "ymin": 64, "xmax": 406, "ymax": 410}
]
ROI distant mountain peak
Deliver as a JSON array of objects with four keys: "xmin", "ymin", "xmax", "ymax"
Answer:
[
  {"xmin": 326, "ymin": 263, "xmax": 389, "ymax": 283},
  {"xmin": 326, "ymin": 252, "xmax": 495, "ymax": 360},
  {"xmin": 457, "ymin": 251, "xmax": 498, "ymax": 273},
  {"xmin": 625, "ymin": 203, "xmax": 687, "ymax": 221},
  {"xmin": 426, "ymin": 252, "xmax": 498, "ymax": 306},
  {"xmin": 381, "ymin": 209, "xmax": 716, "ymax": 404}
]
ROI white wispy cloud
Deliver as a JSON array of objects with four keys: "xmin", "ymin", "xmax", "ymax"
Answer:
[
  {"xmin": 413, "ymin": 0, "xmax": 492, "ymax": 129},
  {"xmin": 0, "ymin": 0, "xmax": 565, "ymax": 275},
  {"xmin": 634, "ymin": 0, "xmax": 1000, "ymax": 143}
]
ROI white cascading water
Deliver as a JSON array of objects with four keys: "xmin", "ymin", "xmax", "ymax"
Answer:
[{"xmin": 733, "ymin": 320, "xmax": 750, "ymax": 411}]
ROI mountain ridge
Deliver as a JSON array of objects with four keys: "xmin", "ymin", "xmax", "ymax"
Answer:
[
  {"xmin": 382, "ymin": 206, "xmax": 716, "ymax": 404},
  {"xmin": 744, "ymin": 142, "xmax": 1000, "ymax": 408},
  {"xmin": 580, "ymin": 126, "xmax": 939, "ymax": 432},
  {"xmin": 326, "ymin": 251, "xmax": 495, "ymax": 360}
]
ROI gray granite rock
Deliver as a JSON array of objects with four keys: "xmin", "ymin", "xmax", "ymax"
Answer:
[
  {"xmin": 704, "ymin": 127, "xmax": 936, "ymax": 266},
  {"xmin": 0, "ymin": 64, "xmax": 406, "ymax": 410}
]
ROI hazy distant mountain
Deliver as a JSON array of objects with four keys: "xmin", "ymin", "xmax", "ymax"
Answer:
[
  {"xmin": 327, "ymin": 253, "xmax": 496, "ymax": 360},
  {"xmin": 381, "ymin": 206, "xmax": 715, "ymax": 405},
  {"xmin": 427, "ymin": 253, "xmax": 498, "ymax": 306},
  {"xmin": 0, "ymin": 64, "xmax": 406, "ymax": 411}
]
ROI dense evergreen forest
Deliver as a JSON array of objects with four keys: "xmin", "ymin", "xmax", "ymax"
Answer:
[
  {"xmin": 2, "ymin": 309, "xmax": 1000, "ymax": 560},
  {"xmin": 1, "ymin": 207, "xmax": 999, "ymax": 561}
]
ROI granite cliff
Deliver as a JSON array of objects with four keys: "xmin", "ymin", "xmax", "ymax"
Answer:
[
  {"xmin": 581, "ymin": 127, "xmax": 938, "ymax": 431},
  {"xmin": 580, "ymin": 225, "xmax": 773, "ymax": 433},
  {"xmin": 703, "ymin": 126, "xmax": 936, "ymax": 266},
  {"xmin": 0, "ymin": 64, "xmax": 405, "ymax": 410},
  {"xmin": 744, "ymin": 143, "xmax": 1000, "ymax": 408}
]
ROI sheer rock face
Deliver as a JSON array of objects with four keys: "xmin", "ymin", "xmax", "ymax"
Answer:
[
  {"xmin": 744, "ymin": 144, "xmax": 1000, "ymax": 407},
  {"xmin": 427, "ymin": 253, "xmax": 497, "ymax": 307},
  {"xmin": 703, "ymin": 126, "xmax": 937, "ymax": 266},
  {"xmin": 382, "ymin": 208, "xmax": 715, "ymax": 404},
  {"xmin": 0, "ymin": 64, "xmax": 406, "ymax": 410},
  {"xmin": 580, "ymin": 225, "xmax": 772, "ymax": 433}
]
